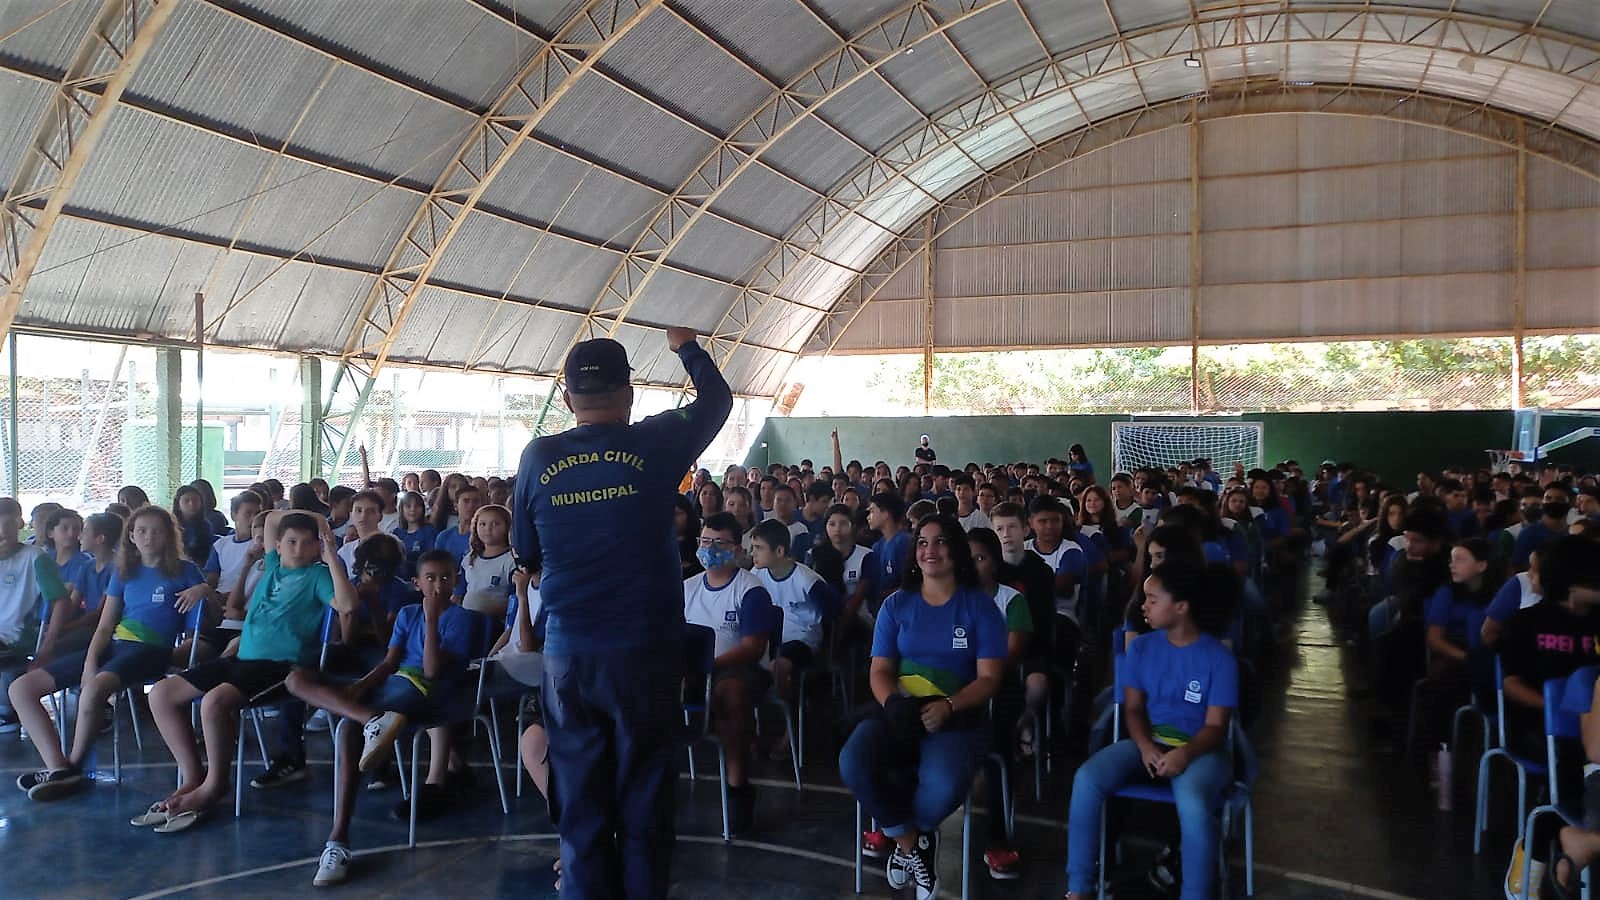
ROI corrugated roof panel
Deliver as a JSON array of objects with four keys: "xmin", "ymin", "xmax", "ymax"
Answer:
[
  {"xmin": 208, "ymin": 256, "xmax": 371, "ymax": 352},
  {"xmin": 505, "ymin": 234, "xmax": 624, "ymax": 312},
  {"xmin": 672, "ymin": 0, "xmax": 839, "ymax": 83},
  {"xmin": 832, "ymin": 296, "xmax": 920, "ymax": 352},
  {"xmin": 666, "ymin": 217, "xmax": 773, "ymax": 284},
  {"xmin": 533, "ymin": 71, "xmax": 717, "ymax": 188},
  {"xmin": 1017, "ymin": 0, "xmax": 1117, "ymax": 55},
  {"xmin": 287, "ymin": 66, "xmax": 476, "ymax": 188},
  {"xmin": 742, "ymin": 298, "xmax": 825, "ymax": 353},
  {"xmin": 481, "ymin": 304, "xmax": 584, "ymax": 375},
  {"xmin": 484, "ymin": 141, "xmax": 652, "ymax": 245},
  {"xmin": 1528, "ymin": 209, "xmax": 1600, "ymax": 269},
  {"xmin": 806, "ymin": 0, "xmax": 913, "ymax": 38},
  {"xmin": 876, "ymin": 33, "xmax": 986, "ymax": 117},
  {"xmin": 1527, "ymin": 269, "xmax": 1600, "ymax": 330},
  {"xmin": 225, "ymin": 0, "xmax": 537, "ymax": 109},
  {"xmin": 223, "ymin": 161, "xmax": 423, "ymax": 270},
  {"xmin": 21, "ymin": 216, "xmax": 219, "ymax": 335},
  {"xmin": 706, "ymin": 167, "xmax": 818, "ymax": 237},
  {"xmin": 0, "ymin": 73, "xmax": 53, "ymax": 190},
  {"xmin": 1200, "ymin": 273, "xmax": 1512, "ymax": 340},
  {"xmin": 1529, "ymin": 157, "xmax": 1600, "ymax": 211},
  {"xmin": 383, "ymin": 287, "xmax": 478, "ymax": 365},
  {"xmin": 816, "ymin": 74, "xmax": 927, "ymax": 154},
  {"xmin": 603, "ymin": 11, "xmax": 773, "ymax": 135},
  {"xmin": 946, "ymin": 3, "xmax": 1048, "ymax": 84},
  {"xmin": 622, "ymin": 268, "xmax": 734, "ymax": 332},
  {"xmin": 1531, "ymin": 0, "xmax": 1600, "ymax": 41},
  {"xmin": 69, "ymin": 107, "xmax": 270, "ymax": 238},
  {"xmin": 1105, "ymin": 0, "xmax": 1185, "ymax": 33},
  {"xmin": 1023, "ymin": 126, "xmax": 1187, "ymax": 192},
  {"xmin": 432, "ymin": 212, "xmax": 622, "ymax": 302},
  {"xmin": 762, "ymin": 116, "xmax": 871, "ymax": 194},
  {"xmin": 475, "ymin": 0, "xmax": 590, "ymax": 36},
  {"xmin": 0, "ymin": 0, "xmax": 100, "ymax": 72}
]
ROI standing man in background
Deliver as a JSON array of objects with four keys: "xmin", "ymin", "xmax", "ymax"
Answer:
[{"xmin": 513, "ymin": 327, "xmax": 732, "ymax": 900}]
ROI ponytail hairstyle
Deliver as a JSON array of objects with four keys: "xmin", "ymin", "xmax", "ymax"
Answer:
[
  {"xmin": 120, "ymin": 506, "xmax": 184, "ymax": 579},
  {"xmin": 467, "ymin": 503, "xmax": 512, "ymax": 562},
  {"xmin": 1147, "ymin": 560, "xmax": 1240, "ymax": 637}
]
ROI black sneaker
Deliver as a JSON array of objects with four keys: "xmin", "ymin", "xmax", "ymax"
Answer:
[
  {"xmin": 251, "ymin": 757, "xmax": 308, "ymax": 789},
  {"xmin": 17, "ymin": 768, "xmax": 49, "ymax": 792},
  {"xmin": 27, "ymin": 765, "xmax": 85, "ymax": 801},
  {"xmin": 1148, "ymin": 844, "xmax": 1180, "ymax": 895},
  {"xmin": 886, "ymin": 843, "xmax": 914, "ymax": 889},
  {"xmin": 908, "ymin": 831, "xmax": 939, "ymax": 900},
  {"xmin": 726, "ymin": 784, "xmax": 755, "ymax": 837}
]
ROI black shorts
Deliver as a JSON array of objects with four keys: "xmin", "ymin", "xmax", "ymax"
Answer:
[
  {"xmin": 180, "ymin": 657, "xmax": 294, "ymax": 704},
  {"xmin": 776, "ymin": 641, "xmax": 814, "ymax": 668}
]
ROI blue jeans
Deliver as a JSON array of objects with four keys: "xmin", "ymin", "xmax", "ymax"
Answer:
[
  {"xmin": 543, "ymin": 648, "xmax": 681, "ymax": 900},
  {"xmin": 838, "ymin": 717, "xmax": 987, "ymax": 837},
  {"xmin": 1065, "ymin": 739, "xmax": 1231, "ymax": 900}
]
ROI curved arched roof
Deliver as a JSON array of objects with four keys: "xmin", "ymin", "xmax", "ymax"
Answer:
[{"xmin": 2, "ymin": 0, "xmax": 1598, "ymax": 398}]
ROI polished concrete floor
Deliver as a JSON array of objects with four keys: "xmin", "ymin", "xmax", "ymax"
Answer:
[{"xmin": 0, "ymin": 581, "xmax": 1520, "ymax": 899}]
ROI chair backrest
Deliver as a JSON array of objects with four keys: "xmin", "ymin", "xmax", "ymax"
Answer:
[
  {"xmin": 682, "ymin": 624, "xmax": 716, "ymax": 735},
  {"xmin": 316, "ymin": 606, "xmax": 337, "ymax": 670},
  {"xmin": 1494, "ymin": 655, "xmax": 1510, "ymax": 748},
  {"xmin": 1546, "ymin": 669, "xmax": 1592, "ymax": 804}
]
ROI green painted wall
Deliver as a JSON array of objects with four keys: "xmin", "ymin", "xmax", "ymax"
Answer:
[{"xmin": 749, "ymin": 412, "xmax": 1600, "ymax": 486}]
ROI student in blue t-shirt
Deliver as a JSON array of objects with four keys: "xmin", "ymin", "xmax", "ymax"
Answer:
[
  {"xmin": 1065, "ymin": 560, "xmax": 1240, "ymax": 900},
  {"xmin": 135, "ymin": 510, "xmax": 356, "ymax": 831},
  {"xmin": 286, "ymin": 549, "xmax": 478, "ymax": 886},
  {"xmin": 1512, "ymin": 501, "xmax": 1569, "ymax": 572},
  {"xmin": 867, "ymin": 493, "xmax": 912, "ymax": 608},
  {"xmin": 11, "ymin": 505, "xmax": 207, "ymax": 802},
  {"xmin": 38, "ymin": 508, "xmax": 96, "ymax": 662},
  {"xmin": 433, "ymin": 485, "xmax": 482, "ymax": 565},
  {"xmin": 839, "ymin": 514, "xmax": 1006, "ymax": 900},
  {"xmin": 1416, "ymin": 538, "xmax": 1499, "ymax": 785},
  {"xmin": 391, "ymin": 491, "xmax": 438, "ymax": 577}
]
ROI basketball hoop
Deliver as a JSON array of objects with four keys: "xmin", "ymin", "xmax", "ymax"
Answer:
[{"xmin": 1486, "ymin": 449, "xmax": 1525, "ymax": 473}]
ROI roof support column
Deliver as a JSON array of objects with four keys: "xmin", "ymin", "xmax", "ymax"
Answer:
[
  {"xmin": 922, "ymin": 217, "xmax": 936, "ymax": 416},
  {"xmin": 1188, "ymin": 103, "xmax": 1203, "ymax": 416},
  {"xmin": 154, "ymin": 347, "xmax": 182, "ymax": 505},
  {"xmin": 1512, "ymin": 121, "xmax": 1528, "ymax": 410},
  {"xmin": 5, "ymin": 333, "xmax": 17, "ymax": 496},
  {"xmin": 299, "ymin": 356, "xmax": 323, "ymax": 483}
]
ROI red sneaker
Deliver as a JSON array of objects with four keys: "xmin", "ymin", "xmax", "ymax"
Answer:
[
  {"xmin": 984, "ymin": 847, "xmax": 1022, "ymax": 880},
  {"xmin": 861, "ymin": 830, "xmax": 893, "ymax": 859}
]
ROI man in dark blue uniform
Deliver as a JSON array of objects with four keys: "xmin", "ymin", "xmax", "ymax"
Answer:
[{"xmin": 513, "ymin": 327, "xmax": 731, "ymax": 900}]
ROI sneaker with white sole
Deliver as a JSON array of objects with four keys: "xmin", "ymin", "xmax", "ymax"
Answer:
[
  {"xmin": 27, "ymin": 766, "xmax": 84, "ymax": 801},
  {"xmin": 17, "ymin": 769, "xmax": 49, "ymax": 792},
  {"xmin": 886, "ymin": 844, "xmax": 914, "ymax": 890},
  {"xmin": 908, "ymin": 831, "xmax": 939, "ymax": 900},
  {"xmin": 251, "ymin": 757, "xmax": 307, "ymax": 789},
  {"xmin": 304, "ymin": 709, "xmax": 332, "ymax": 733},
  {"xmin": 359, "ymin": 711, "xmax": 407, "ymax": 772},
  {"xmin": 313, "ymin": 842, "xmax": 351, "ymax": 887}
]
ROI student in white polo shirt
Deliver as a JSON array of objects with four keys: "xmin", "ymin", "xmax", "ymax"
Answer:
[
  {"xmin": 683, "ymin": 512, "xmax": 774, "ymax": 837},
  {"xmin": 748, "ymin": 519, "xmax": 841, "ymax": 761}
]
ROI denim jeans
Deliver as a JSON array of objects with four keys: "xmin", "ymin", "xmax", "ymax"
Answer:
[
  {"xmin": 838, "ymin": 717, "xmax": 987, "ymax": 837},
  {"xmin": 1065, "ymin": 739, "xmax": 1231, "ymax": 899}
]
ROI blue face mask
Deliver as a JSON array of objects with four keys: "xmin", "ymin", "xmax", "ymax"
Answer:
[{"xmin": 697, "ymin": 544, "xmax": 736, "ymax": 570}]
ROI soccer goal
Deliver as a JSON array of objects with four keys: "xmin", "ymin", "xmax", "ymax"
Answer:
[{"xmin": 1111, "ymin": 420, "xmax": 1265, "ymax": 475}]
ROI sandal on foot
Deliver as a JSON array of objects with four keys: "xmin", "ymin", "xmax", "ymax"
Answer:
[
  {"xmin": 154, "ymin": 807, "xmax": 210, "ymax": 833},
  {"xmin": 130, "ymin": 803, "xmax": 170, "ymax": 827}
]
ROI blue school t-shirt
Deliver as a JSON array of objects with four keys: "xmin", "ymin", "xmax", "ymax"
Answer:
[
  {"xmin": 390, "ymin": 603, "xmax": 478, "ymax": 696},
  {"xmin": 1512, "ymin": 522, "xmax": 1560, "ymax": 570},
  {"xmin": 72, "ymin": 558, "xmax": 115, "ymax": 614},
  {"xmin": 1424, "ymin": 584, "xmax": 1488, "ymax": 651},
  {"xmin": 56, "ymin": 551, "xmax": 95, "ymax": 609},
  {"xmin": 434, "ymin": 527, "xmax": 473, "ymax": 565},
  {"xmin": 870, "ymin": 531, "xmax": 912, "ymax": 598},
  {"xmin": 1486, "ymin": 572, "xmax": 1540, "ymax": 625},
  {"xmin": 237, "ymin": 551, "xmax": 336, "ymax": 665},
  {"xmin": 1125, "ymin": 629, "xmax": 1238, "ymax": 748},
  {"xmin": 393, "ymin": 525, "xmax": 439, "ymax": 569},
  {"xmin": 871, "ymin": 585, "xmax": 1008, "ymax": 698},
  {"xmin": 109, "ymin": 562, "xmax": 207, "ymax": 646}
]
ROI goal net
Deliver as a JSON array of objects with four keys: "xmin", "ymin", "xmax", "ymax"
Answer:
[{"xmin": 1111, "ymin": 420, "xmax": 1265, "ymax": 475}]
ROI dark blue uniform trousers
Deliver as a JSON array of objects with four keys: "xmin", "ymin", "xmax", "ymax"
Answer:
[{"xmin": 544, "ymin": 647, "xmax": 681, "ymax": 899}]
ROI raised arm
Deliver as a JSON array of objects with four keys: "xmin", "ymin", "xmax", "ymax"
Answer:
[
  {"xmin": 664, "ymin": 327, "xmax": 734, "ymax": 455},
  {"xmin": 831, "ymin": 429, "xmax": 844, "ymax": 477}
]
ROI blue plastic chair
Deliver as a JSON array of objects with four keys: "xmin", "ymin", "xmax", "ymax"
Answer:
[
  {"xmin": 1517, "ymin": 670, "xmax": 1595, "ymax": 900},
  {"xmin": 1475, "ymin": 656, "xmax": 1549, "ymax": 854},
  {"xmin": 682, "ymin": 622, "xmax": 731, "ymax": 841},
  {"xmin": 756, "ymin": 606, "xmax": 803, "ymax": 791},
  {"xmin": 1098, "ymin": 653, "xmax": 1256, "ymax": 898}
]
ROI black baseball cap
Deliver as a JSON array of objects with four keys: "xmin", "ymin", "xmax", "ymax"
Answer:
[{"xmin": 564, "ymin": 339, "xmax": 631, "ymax": 394}]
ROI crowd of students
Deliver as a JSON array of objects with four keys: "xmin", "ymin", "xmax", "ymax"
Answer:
[{"xmin": 2, "ymin": 437, "xmax": 1599, "ymax": 898}]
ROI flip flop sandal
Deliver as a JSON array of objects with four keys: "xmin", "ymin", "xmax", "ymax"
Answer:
[
  {"xmin": 154, "ymin": 807, "xmax": 209, "ymax": 834},
  {"xmin": 130, "ymin": 803, "xmax": 170, "ymax": 827}
]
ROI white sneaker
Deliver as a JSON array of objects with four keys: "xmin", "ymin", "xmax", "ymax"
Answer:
[
  {"xmin": 359, "ymin": 711, "xmax": 407, "ymax": 772},
  {"xmin": 314, "ymin": 842, "xmax": 350, "ymax": 887},
  {"xmin": 304, "ymin": 709, "xmax": 332, "ymax": 733}
]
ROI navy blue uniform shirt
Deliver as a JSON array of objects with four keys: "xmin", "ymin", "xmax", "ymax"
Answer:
[{"xmin": 513, "ymin": 341, "xmax": 733, "ymax": 656}]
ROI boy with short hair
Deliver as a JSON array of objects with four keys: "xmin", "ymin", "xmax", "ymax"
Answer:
[
  {"xmin": 327, "ymin": 487, "xmax": 357, "ymax": 540},
  {"xmin": 205, "ymin": 490, "xmax": 263, "ymax": 598},
  {"xmin": 866, "ymin": 493, "xmax": 910, "ymax": 604},
  {"xmin": 338, "ymin": 490, "xmax": 387, "ymax": 577},
  {"xmin": 684, "ymin": 513, "xmax": 774, "ymax": 835},
  {"xmin": 767, "ymin": 484, "xmax": 812, "ymax": 560},
  {"xmin": 139, "ymin": 511, "xmax": 357, "ymax": 830},
  {"xmin": 433, "ymin": 485, "xmax": 482, "ymax": 565},
  {"xmin": 748, "ymin": 519, "xmax": 840, "ymax": 760},
  {"xmin": 290, "ymin": 549, "xmax": 477, "ymax": 886}
]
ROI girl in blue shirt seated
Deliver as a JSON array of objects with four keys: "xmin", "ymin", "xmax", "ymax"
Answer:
[
  {"xmin": 1417, "ymin": 537, "xmax": 1499, "ymax": 797},
  {"xmin": 1065, "ymin": 561, "xmax": 1239, "ymax": 900},
  {"xmin": 840, "ymin": 513, "xmax": 1007, "ymax": 900}
]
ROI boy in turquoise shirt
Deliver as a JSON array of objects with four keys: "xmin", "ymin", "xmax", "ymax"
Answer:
[{"xmin": 136, "ymin": 510, "xmax": 357, "ymax": 833}]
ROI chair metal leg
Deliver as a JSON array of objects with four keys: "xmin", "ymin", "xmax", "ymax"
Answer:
[
  {"xmin": 1097, "ymin": 797, "xmax": 1108, "ymax": 898},
  {"xmin": 1245, "ymin": 796, "xmax": 1255, "ymax": 896},
  {"xmin": 235, "ymin": 711, "xmax": 247, "ymax": 818},
  {"xmin": 111, "ymin": 694, "xmax": 121, "ymax": 784},
  {"xmin": 332, "ymin": 718, "xmax": 344, "ymax": 811},
  {"xmin": 250, "ymin": 709, "xmax": 268, "ymax": 768},
  {"xmin": 478, "ymin": 714, "xmax": 510, "ymax": 815},
  {"xmin": 778, "ymin": 698, "xmax": 801, "ymax": 792},
  {"xmin": 395, "ymin": 742, "xmax": 409, "ymax": 799},
  {"xmin": 127, "ymin": 689, "xmax": 143, "ymax": 751},
  {"xmin": 960, "ymin": 796, "xmax": 973, "ymax": 900},
  {"xmin": 515, "ymin": 700, "xmax": 525, "ymax": 800},
  {"xmin": 408, "ymin": 730, "xmax": 423, "ymax": 849},
  {"xmin": 716, "ymin": 744, "xmax": 731, "ymax": 842},
  {"xmin": 853, "ymin": 801, "xmax": 863, "ymax": 894}
]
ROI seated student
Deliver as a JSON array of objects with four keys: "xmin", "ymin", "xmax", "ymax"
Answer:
[
  {"xmin": 841, "ymin": 513, "xmax": 1006, "ymax": 900},
  {"xmin": 456, "ymin": 504, "xmax": 515, "ymax": 621},
  {"xmin": 683, "ymin": 512, "xmax": 775, "ymax": 835},
  {"xmin": 765, "ymin": 484, "xmax": 813, "ymax": 561},
  {"xmin": 327, "ymin": 486, "xmax": 356, "ymax": 541},
  {"xmin": 134, "ymin": 510, "xmax": 356, "ymax": 830},
  {"xmin": 1417, "ymin": 538, "xmax": 1499, "ymax": 795},
  {"xmin": 288, "ymin": 549, "xmax": 477, "ymax": 886},
  {"xmin": 205, "ymin": 490, "xmax": 263, "ymax": 606},
  {"xmin": 1024, "ymin": 496, "xmax": 1090, "ymax": 666},
  {"xmin": 953, "ymin": 475, "xmax": 991, "ymax": 532},
  {"xmin": 748, "ymin": 519, "xmax": 841, "ymax": 759},
  {"xmin": 1513, "ymin": 500, "xmax": 1570, "ymax": 573},
  {"xmin": 392, "ymin": 491, "xmax": 438, "ymax": 578},
  {"xmin": 39, "ymin": 512, "xmax": 123, "ymax": 670},
  {"xmin": 10, "ymin": 505, "xmax": 204, "ymax": 799},
  {"xmin": 26, "ymin": 501, "xmax": 63, "ymax": 547},
  {"xmin": 1123, "ymin": 525, "xmax": 1207, "ymax": 645},
  {"xmin": 966, "ymin": 526, "xmax": 1034, "ymax": 880},
  {"xmin": 433, "ymin": 484, "xmax": 482, "ymax": 565},
  {"xmin": 172, "ymin": 485, "xmax": 217, "ymax": 567},
  {"xmin": 1479, "ymin": 548, "xmax": 1545, "ymax": 651},
  {"xmin": 335, "ymin": 490, "xmax": 387, "ymax": 578},
  {"xmin": 807, "ymin": 503, "xmax": 877, "ymax": 630},
  {"xmin": 37, "ymin": 509, "xmax": 94, "ymax": 663},
  {"xmin": 867, "ymin": 493, "xmax": 912, "ymax": 606},
  {"xmin": 1065, "ymin": 560, "xmax": 1239, "ymax": 900},
  {"xmin": 989, "ymin": 502, "xmax": 1054, "ymax": 753},
  {"xmin": 800, "ymin": 482, "xmax": 833, "ymax": 550},
  {"xmin": 1109, "ymin": 474, "xmax": 1142, "ymax": 529},
  {"xmin": 1, "ymin": 498, "xmax": 68, "ymax": 731},
  {"xmin": 1496, "ymin": 534, "xmax": 1600, "ymax": 896}
]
